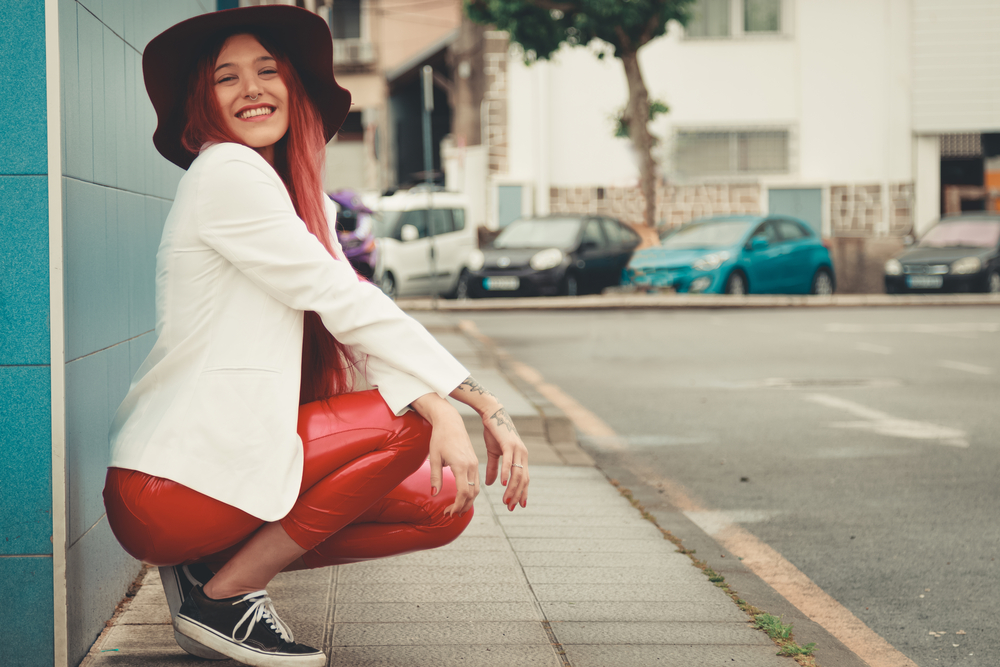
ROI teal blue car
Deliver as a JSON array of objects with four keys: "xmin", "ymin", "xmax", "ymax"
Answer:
[{"xmin": 624, "ymin": 215, "xmax": 836, "ymax": 295}]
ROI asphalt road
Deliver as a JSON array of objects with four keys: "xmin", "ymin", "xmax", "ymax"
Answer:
[{"xmin": 463, "ymin": 306, "xmax": 1000, "ymax": 667}]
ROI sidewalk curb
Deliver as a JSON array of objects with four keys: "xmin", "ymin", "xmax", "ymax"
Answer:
[{"xmin": 401, "ymin": 292, "xmax": 1000, "ymax": 312}]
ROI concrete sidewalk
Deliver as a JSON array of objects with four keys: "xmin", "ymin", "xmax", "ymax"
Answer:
[{"xmin": 80, "ymin": 319, "xmax": 799, "ymax": 667}]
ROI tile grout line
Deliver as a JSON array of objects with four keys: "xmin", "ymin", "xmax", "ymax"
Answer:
[
  {"xmin": 322, "ymin": 564, "xmax": 337, "ymax": 664},
  {"xmin": 482, "ymin": 477, "xmax": 572, "ymax": 667}
]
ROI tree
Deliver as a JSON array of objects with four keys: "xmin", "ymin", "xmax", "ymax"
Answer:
[{"xmin": 465, "ymin": 0, "xmax": 694, "ymax": 228}]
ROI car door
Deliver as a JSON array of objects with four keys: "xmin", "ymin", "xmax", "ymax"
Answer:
[
  {"xmin": 576, "ymin": 218, "xmax": 615, "ymax": 293},
  {"xmin": 432, "ymin": 208, "xmax": 475, "ymax": 294},
  {"xmin": 601, "ymin": 218, "xmax": 640, "ymax": 289},
  {"xmin": 744, "ymin": 221, "xmax": 785, "ymax": 293},
  {"xmin": 391, "ymin": 209, "xmax": 432, "ymax": 296},
  {"xmin": 774, "ymin": 218, "xmax": 815, "ymax": 293}
]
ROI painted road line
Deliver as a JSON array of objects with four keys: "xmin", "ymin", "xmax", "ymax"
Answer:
[
  {"xmin": 827, "ymin": 323, "xmax": 1000, "ymax": 334},
  {"xmin": 460, "ymin": 319, "xmax": 920, "ymax": 667},
  {"xmin": 937, "ymin": 360, "xmax": 994, "ymax": 375},
  {"xmin": 806, "ymin": 394, "xmax": 969, "ymax": 448},
  {"xmin": 856, "ymin": 342, "xmax": 893, "ymax": 355}
]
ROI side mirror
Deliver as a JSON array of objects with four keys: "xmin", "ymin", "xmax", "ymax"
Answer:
[
  {"xmin": 750, "ymin": 236, "xmax": 769, "ymax": 251},
  {"xmin": 400, "ymin": 224, "xmax": 419, "ymax": 242}
]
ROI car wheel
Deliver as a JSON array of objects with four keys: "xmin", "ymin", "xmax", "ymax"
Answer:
[
  {"xmin": 379, "ymin": 272, "xmax": 397, "ymax": 300},
  {"xmin": 724, "ymin": 271, "xmax": 747, "ymax": 295},
  {"xmin": 453, "ymin": 270, "xmax": 472, "ymax": 300},
  {"xmin": 561, "ymin": 273, "xmax": 579, "ymax": 297},
  {"xmin": 811, "ymin": 268, "xmax": 834, "ymax": 296},
  {"xmin": 986, "ymin": 270, "xmax": 1000, "ymax": 294}
]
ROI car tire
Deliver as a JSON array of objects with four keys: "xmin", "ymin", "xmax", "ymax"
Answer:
[
  {"xmin": 811, "ymin": 268, "xmax": 835, "ymax": 296},
  {"xmin": 724, "ymin": 271, "xmax": 747, "ymax": 296},
  {"xmin": 560, "ymin": 273, "xmax": 579, "ymax": 297},
  {"xmin": 452, "ymin": 270, "xmax": 472, "ymax": 300},
  {"xmin": 379, "ymin": 272, "xmax": 398, "ymax": 301},
  {"xmin": 986, "ymin": 270, "xmax": 1000, "ymax": 294}
]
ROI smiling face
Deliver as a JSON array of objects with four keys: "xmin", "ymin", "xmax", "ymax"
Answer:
[{"xmin": 213, "ymin": 34, "xmax": 289, "ymax": 164}]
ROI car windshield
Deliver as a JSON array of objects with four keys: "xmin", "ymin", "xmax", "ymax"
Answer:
[
  {"xmin": 372, "ymin": 211, "xmax": 401, "ymax": 238},
  {"xmin": 493, "ymin": 219, "xmax": 581, "ymax": 249},
  {"xmin": 918, "ymin": 220, "xmax": 1000, "ymax": 249},
  {"xmin": 660, "ymin": 220, "xmax": 751, "ymax": 249}
]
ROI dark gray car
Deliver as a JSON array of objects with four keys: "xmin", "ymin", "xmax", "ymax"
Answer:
[{"xmin": 884, "ymin": 215, "xmax": 1000, "ymax": 294}]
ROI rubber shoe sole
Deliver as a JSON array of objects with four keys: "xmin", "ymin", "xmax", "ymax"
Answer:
[
  {"xmin": 159, "ymin": 566, "xmax": 228, "ymax": 660},
  {"xmin": 174, "ymin": 615, "xmax": 326, "ymax": 667}
]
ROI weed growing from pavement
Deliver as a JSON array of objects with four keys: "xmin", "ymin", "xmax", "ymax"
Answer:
[{"xmin": 609, "ymin": 479, "xmax": 818, "ymax": 666}]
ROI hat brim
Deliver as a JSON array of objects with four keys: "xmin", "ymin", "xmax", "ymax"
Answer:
[{"xmin": 143, "ymin": 5, "xmax": 351, "ymax": 170}]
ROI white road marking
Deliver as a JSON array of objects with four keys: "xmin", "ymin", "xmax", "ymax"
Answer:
[
  {"xmin": 827, "ymin": 323, "xmax": 999, "ymax": 334},
  {"xmin": 937, "ymin": 360, "xmax": 994, "ymax": 376},
  {"xmin": 856, "ymin": 342, "xmax": 893, "ymax": 355},
  {"xmin": 806, "ymin": 394, "xmax": 969, "ymax": 448}
]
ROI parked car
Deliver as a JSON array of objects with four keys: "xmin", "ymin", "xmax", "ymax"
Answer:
[
  {"xmin": 372, "ymin": 188, "xmax": 476, "ymax": 299},
  {"xmin": 884, "ymin": 214, "xmax": 1000, "ymax": 294},
  {"xmin": 328, "ymin": 190, "xmax": 377, "ymax": 280},
  {"xmin": 623, "ymin": 214, "xmax": 835, "ymax": 295},
  {"xmin": 466, "ymin": 215, "xmax": 641, "ymax": 297}
]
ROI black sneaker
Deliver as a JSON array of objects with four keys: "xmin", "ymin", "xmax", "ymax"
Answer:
[
  {"xmin": 175, "ymin": 585, "xmax": 325, "ymax": 667},
  {"xmin": 159, "ymin": 564, "xmax": 229, "ymax": 660}
]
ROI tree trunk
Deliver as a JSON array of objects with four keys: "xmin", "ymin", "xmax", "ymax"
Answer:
[{"xmin": 620, "ymin": 49, "xmax": 657, "ymax": 230}]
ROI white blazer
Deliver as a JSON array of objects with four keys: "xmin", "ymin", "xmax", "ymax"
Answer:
[{"xmin": 109, "ymin": 143, "xmax": 468, "ymax": 521}]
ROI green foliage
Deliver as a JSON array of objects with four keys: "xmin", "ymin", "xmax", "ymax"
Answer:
[
  {"xmin": 465, "ymin": 0, "xmax": 695, "ymax": 61},
  {"xmin": 754, "ymin": 614, "xmax": 817, "ymax": 657},
  {"xmin": 614, "ymin": 100, "xmax": 669, "ymax": 139}
]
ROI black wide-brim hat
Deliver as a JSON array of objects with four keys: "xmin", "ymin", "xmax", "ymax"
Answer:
[{"xmin": 143, "ymin": 5, "xmax": 351, "ymax": 170}]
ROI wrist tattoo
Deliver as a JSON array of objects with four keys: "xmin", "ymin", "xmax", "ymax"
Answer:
[
  {"xmin": 489, "ymin": 407, "xmax": 518, "ymax": 434},
  {"xmin": 460, "ymin": 376, "xmax": 496, "ymax": 400}
]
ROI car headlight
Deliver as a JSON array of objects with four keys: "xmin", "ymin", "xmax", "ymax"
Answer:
[
  {"xmin": 950, "ymin": 257, "xmax": 982, "ymax": 275},
  {"xmin": 884, "ymin": 259, "xmax": 902, "ymax": 276},
  {"xmin": 530, "ymin": 248, "xmax": 564, "ymax": 271},
  {"xmin": 468, "ymin": 249, "xmax": 485, "ymax": 272},
  {"xmin": 692, "ymin": 251, "xmax": 730, "ymax": 272}
]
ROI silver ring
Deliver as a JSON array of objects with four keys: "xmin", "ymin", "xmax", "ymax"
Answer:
[
  {"xmin": 467, "ymin": 481, "xmax": 476, "ymax": 486},
  {"xmin": 249, "ymin": 93, "xmax": 260, "ymax": 101},
  {"xmin": 511, "ymin": 463, "xmax": 524, "ymax": 469}
]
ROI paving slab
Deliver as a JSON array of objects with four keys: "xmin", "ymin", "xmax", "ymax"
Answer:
[
  {"xmin": 334, "ymin": 583, "xmax": 534, "ymax": 603},
  {"xmin": 522, "ymin": 566, "xmax": 706, "ymax": 585},
  {"xmin": 337, "ymin": 565, "xmax": 523, "ymax": 585},
  {"xmin": 502, "ymin": 524, "xmax": 665, "ymax": 539},
  {"xmin": 515, "ymin": 551, "xmax": 694, "ymax": 568},
  {"xmin": 540, "ymin": 600, "xmax": 748, "ymax": 623},
  {"xmin": 562, "ymin": 644, "xmax": 793, "ymax": 667},
  {"xmin": 331, "ymin": 621, "xmax": 551, "ymax": 646},
  {"xmin": 334, "ymin": 602, "xmax": 541, "ymax": 623},
  {"xmin": 530, "ymin": 583, "xmax": 733, "ymax": 603},
  {"xmin": 552, "ymin": 621, "xmax": 771, "ymax": 646},
  {"xmin": 507, "ymin": 537, "xmax": 678, "ymax": 553},
  {"xmin": 328, "ymin": 645, "xmax": 561, "ymax": 667}
]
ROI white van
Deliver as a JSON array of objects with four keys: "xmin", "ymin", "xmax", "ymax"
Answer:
[{"xmin": 372, "ymin": 188, "xmax": 477, "ymax": 299}]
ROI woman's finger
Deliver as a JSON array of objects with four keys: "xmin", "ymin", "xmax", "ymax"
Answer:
[{"xmin": 428, "ymin": 452, "xmax": 443, "ymax": 497}]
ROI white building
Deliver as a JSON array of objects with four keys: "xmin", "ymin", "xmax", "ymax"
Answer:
[{"xmin": 451, "ymin": 0, "xmax": 1000, "ymax": 291}]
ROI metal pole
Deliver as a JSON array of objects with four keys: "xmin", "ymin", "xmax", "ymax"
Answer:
[{"xmin": 421, "ymin": 65, "xmax": 438, "ymax": 307}]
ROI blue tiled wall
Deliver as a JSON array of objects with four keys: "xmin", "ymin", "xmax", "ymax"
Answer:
[
  {"xmin": 58, "ymin": 1, "xmax": 208, "ymax": 663},
  {"xmin": 0, "ymin": 1, "xmax": 53, "ymax": 665}
]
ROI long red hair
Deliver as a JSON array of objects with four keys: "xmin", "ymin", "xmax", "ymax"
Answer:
[{"xmin": 182, "ymin": 32, "xmax": 357, "ymax": 404}]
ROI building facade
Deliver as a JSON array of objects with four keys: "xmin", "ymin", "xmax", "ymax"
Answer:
[{"xmin": 463, "ymin": 0, "xmax": 1000, "ymax": 292}]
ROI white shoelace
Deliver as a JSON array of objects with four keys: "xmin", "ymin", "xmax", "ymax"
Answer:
[{"xmin": 231, "ymin": 591, "xmax": 295, "ymax": 644}]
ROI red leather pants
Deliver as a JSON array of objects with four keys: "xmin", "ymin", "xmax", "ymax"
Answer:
[{"xmin": 104, "ymin": 390, "xmax": 473, "ymax": 568}]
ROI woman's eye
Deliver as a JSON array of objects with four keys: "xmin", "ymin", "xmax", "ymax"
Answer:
[
  {"xmin": 259, "ymin": 69, "xmax": 278, "ymax": 76},
  {"xmin": 216, "ymin": 75, "xmax": 236, "ymax": 84}
]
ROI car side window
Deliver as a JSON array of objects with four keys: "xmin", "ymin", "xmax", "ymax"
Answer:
[
  {"xmin": 396, "ymin": 209, "xmax": 427, "ymax": 239},
  {"xmin": 749, "ymin": 221, "xmax": 780, "ymax": 246},
  {"xmin": 622, "ymin": 224, "xmax": 640, "ymax": 246},
  {"xmin": 452, "ymin": 209, "xmax": 466, "ymax": 231},
  {"xmin": 776, "ymin": 220, "xmax": 808, "ymax": 241},
  {"xmin": 601, "ymin": 219, "xmax": 626, "ymax": 246},
  {"xmin": 582, "ymin": 220, "xmax": 606, "ymax": 248},
  {"xmin": 429, "ymin": 209, "xmax": 453, "ymax": 236}
]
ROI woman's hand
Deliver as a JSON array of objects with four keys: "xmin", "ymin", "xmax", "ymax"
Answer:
[
  {"xmin": 450, "ymin": 377, "xmax": 529, "ymax": 512},
  {"xmin": 410, "ymin": 393, "xmax": 479, "ymax": 516},
  {"xmin": 482, "ymin": 406, "xmax": 529, "ymax": 511}
]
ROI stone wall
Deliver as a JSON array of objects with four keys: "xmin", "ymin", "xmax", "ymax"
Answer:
[
  {"xmin": 830, "ymin": 183, "xmax": 914, "ymax": 237},
  {"xmin": 483, "ymin": 31, "xmax": 508, "ymax": 175},
  {"xmin": 548, "ymin": 182, "xmax": 761, "ymax": 229}
]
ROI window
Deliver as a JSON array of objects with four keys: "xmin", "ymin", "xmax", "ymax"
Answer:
[
  {"xmin": 744, "ymin": 0, "xmax": 780, "ymax": 33},
  {"xmin": 675, "ymin": 130, "xmax": 789, "ymax": 176},
  {"xmin": 686, "ymin": 0, "xmax": 730, "ymax": 38},
  {"xmin": 581, "ymin": 220, "xmax": 606, "ymax": 248},
  {"xmin": 451, "ymin": 209, "xmax": 466, "ymax": 231},
  {"xmin": 331, "ymin": 0, "xmax": 361, "ymax": 40},
  {"xmin": 776, "ymin": 219, "xmax": 809, "ymax": 240},
  {"xmin": 601, "ymin": 219, "xmax": 626, "ymax": 246}
]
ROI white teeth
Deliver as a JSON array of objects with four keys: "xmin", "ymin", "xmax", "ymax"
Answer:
[{"xmin": 238, "ymin": 107, "xmax": 274, "ymax": 119}]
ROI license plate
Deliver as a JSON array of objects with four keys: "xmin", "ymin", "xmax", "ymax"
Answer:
[
  {"xmin": 907, "ymin": 275, "xmax": 943, "ymax": 289},
  {"xmin": 485, "ymin": 276, "xmax": 519, "ymax": 291}
]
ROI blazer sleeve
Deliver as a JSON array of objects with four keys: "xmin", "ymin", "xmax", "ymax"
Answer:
[{"xmin": 194, "ymin": 145, "xmax": 467, "ymax": 413}]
